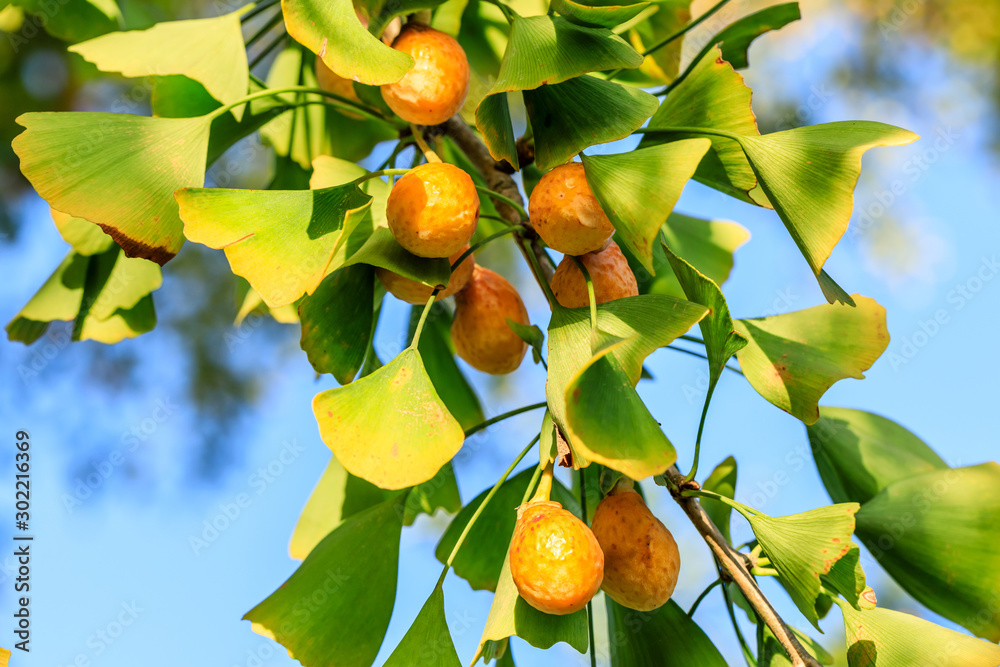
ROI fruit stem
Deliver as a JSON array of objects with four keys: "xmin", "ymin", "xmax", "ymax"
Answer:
[
  {"xmin": 464, "ymin": 401, "xmax": 547, "ymax": 438},
  {"xmin": 474, "ymin": 186, "xmax": 529, "ymax": 222},
  {"xmin": 409, "ymin": 123, "xmax": 443, "ymax": 163},
  {"xmin": 530, "ymin": 463, "xmax": 554, "ymax": 502},
  {"xmin": 570, "ymin": 256, "xmax": 598, "ymax": 335},
  {"xmin": 409, "ymin": 290, "xmax": 440, "ymax": 349},
  {"xmin": 436, "ymin": 434, "xmax": 541, "ymax": 588},
  {"xmin": 687, "ymin": 577, "xmax": 722, "ymax": 617}
]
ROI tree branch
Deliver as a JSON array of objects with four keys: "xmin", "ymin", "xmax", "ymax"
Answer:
[
  {"xmin": 438, "ymin": 116, "xmax": 556, "ymax": 301},
  {"xmin": 661, "ymin": 465, "xmax": 821, "ymax": 667}
]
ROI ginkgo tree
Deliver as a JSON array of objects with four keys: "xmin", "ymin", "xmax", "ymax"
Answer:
[{"xmin": 7, "ymin": 0, "xmax": 1000, "ymax": 664}]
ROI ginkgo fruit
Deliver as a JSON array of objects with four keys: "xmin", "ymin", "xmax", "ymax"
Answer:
[
  {"xmin": 591, "ymin": 485, "xmax": 680, "ymax": 611},
  {"xmin": 377, "ymin": 245, "xmax": 475, "ymax": 304},
  {"xmin": 381, "ymin": 24, "xmax": 470, "ymax": 126},
  {"xmin": 451, "ymin": 266, "xmax": 529, "ymax": 374},
  {"xmin": 550, "ymin": 240, "xmax": 638, "ymax": 309},
  {"xmin": 509, "ymin": 500, "xmax": 605, "ymax": 615},
  {"xmin": 386, "ymin": 162, "xmax": 479, "ymax": 258},
  {"xmin": 528, "ymin": 162, "xmax": 615, "ymax": 256}
]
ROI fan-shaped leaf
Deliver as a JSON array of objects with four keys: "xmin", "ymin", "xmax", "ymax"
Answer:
[
  {"xmin": 313, "ymin": 347, "xmax": 465, "ymax": 489},
  {"xmin": 557, "ymin": 0, "xmax": 651, "ymax": 29},
  {"xmin": 524, "ymin": 75, "xmax": 658, "ymax": 171},
  {"xmin": 606, "ymin": 598, "xmax": 728, "ymax": 666},
  {"xmin": 281, "ymin": 0, "xmax": 413, "ymax": 85},
  {"xmin": 835, "ymin": 600, "xmax": 1000, "ymax": 666},
  {"xmin": 13, "ymin": 112, "xmax": 211, "ymax": 265},
  {"xmin": 855, "ymin": 463, "xmax": 1000, "ymax": 642},
  {"xmin": 70, "ymin": 8, "xmax": 249, "ymax": 120},
  {"xmin": 690, "ymin": 2, "xmax": 801, "ymax": 72},
  {"xmin": 580, "ymin": 139, "xmax": 711, "ymax": 273},
  {"xmin": 51, "ymin": 209, "xmax": 114, "ymax": 255},
  {"xmin": 7, "ymin": 0, "xmax": 120, "ymax": 42},
  {"xmin": 806, "ymin": 407, "xmax": 947, "ymax": 505},
  {"xmin": 384, "ymin": 585, "xmax": 462, "ymax": 667},
  {"xmin": 734, "ymin": 296, "xmax": 889, "ymax": 425},
  {"xmin": 246, "ymin": 495, "xmax": 404, "ymax": 667},
  {"xmin": 474, "ymin": 93, "xmax": 519, "ymax": 169}
]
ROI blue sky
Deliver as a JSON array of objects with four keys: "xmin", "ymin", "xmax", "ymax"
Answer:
[{"xmin": 1, "ymin": 2, "xmax": 998, "ymax": 665}]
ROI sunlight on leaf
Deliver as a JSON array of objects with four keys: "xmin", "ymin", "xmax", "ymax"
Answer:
[
  {"xmin": 51, "ymin": 208, "xmax": 114, "ymax": 256},
  {"xmin": 13, "ymin": 112, "xmax": 211, "ymax": 265},
  {"xmin": 246, "ymin": 495, "xmax": 404, "ymax": 666},
  {"xmin": 855, "ymin": 463, "xmax": 1000, "ymax": 641},
  {"xmin": 734, "ymin": 296, "xmax": 889, "ymax": 425},
  {"xmin": 581, "ymin": 139, "xmax": 711, "ymax": 273},
  {"xmin": 557, "ymin": 0, "xmax": 651, "ymax": 29},
  {"xmin": 70, "ymin": 7, "xmax": 249, "ymax": 120},
  {"xmin": 313, "ymin": 347, "xmax": 465, "ymax": 490}
]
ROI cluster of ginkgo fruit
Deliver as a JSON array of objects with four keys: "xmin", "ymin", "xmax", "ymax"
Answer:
[{"xmin": 317, "ymin": 21, "xmax": 679, "ymax": 614}]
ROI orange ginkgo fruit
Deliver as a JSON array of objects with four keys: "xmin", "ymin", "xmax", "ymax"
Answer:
[
  {"xmin": 451, "ymin": 266, "xmax": 528, "ymax": 374},
  {"xmin": 380, "ymin": 24, "xmax": 469, "ymax": 126},
  {"xmin": 591, "ymin": 485, "xmax": 681, "ymax": 611},
  {"xmin": 509, "ymin": 500, "xmax": 605, "ymax": 615},
  {"xmin": 385, "ymin": 162, "xmax": 479, "ymax": 258},
  {"xmin": 528, "ymin": 162, "xmax": 615, "ymax": 256},
  {"xmin": 550, "ymin": 240, "xmax": 638, "ymax": 309}
]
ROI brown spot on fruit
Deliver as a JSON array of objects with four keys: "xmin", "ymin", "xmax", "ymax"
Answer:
[{"xmin": 528, "ymin": 162, "xmax": 615, "ymax": 256}]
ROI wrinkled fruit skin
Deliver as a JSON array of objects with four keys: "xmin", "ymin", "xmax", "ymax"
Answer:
[
  {"xmin": 377, "ymin": 244, "xmax": 474, "ymax": 304},
  {"xmin": 451, "ymin": 266, "xmax": 528, "ymax": 374},
  {"xmin": 386, "ymin": 162, "xmax": 479, "ymax": 258},
  {"xmin": 551, "ymin": 240, "xmax": 638, "ymax": 309},
  {"xmin": 381, "ymin": 24, "xmax": 470, "ymax": 126},
  {"xmin": 591, "ymin": 488, "xmax": 680, "ymax": 611},
  {"xmin": 528, "ymin": 162, "xmax": 615, "ymax": 256},
  {"xmin": 509, "ymin": 500, "xmax": 604, "ymax": 615}
]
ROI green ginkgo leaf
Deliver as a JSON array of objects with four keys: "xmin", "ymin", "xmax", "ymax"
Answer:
[
  {"xmin": 734, "ymin": 296, "xmax": 890, "ymax": 425},
  {"xmin": 547, "ymin": 295, "xmax": 707, "ymax": 470},
  {"xmin": 580, "ymin": 139, "xmax": 712, "ymax": 273},
  {"xmin": 7, "ymin": 0, "xmax": 121, "ymax": 42},
  {"xmin": 281, "ymin": 0, "xmax": 413, "ymax": 85},
  {"xmin": 475, "ymin": 93, "xmax": 520, "ymax": 169},
  {"xmin": 313, "ymin": 347, "xmax": 465, "ymax": 489},
  {"xmin": 805, "ymin": 407, "xmax": 947, "ymax": 505},
  {"xmin": 834, "ymin": 599, "xmax": 1000, "ymax": 666},
  {"xmin": 525, "ymin": 75, "xmax": 658, "ymax": 171},
  {"xmin": 686, "ymin": 2, "xmax": 801, "ymax": 73},
  {"xmin": 246, "ymin": 495, "xmax": 404, "ymax": 667},
  {"xmin": 70, "ymin": 7, "xmax": 250, "ymax": 120},
  {"xmin": 735, "ymin": 122, "xmax": 919, "ymax": 299},
  {"xmin": 701, "ymin": 456, "xmax": 737, "ymax": 544},
  {"xmin": 299, "ymin": 264, "xmax": 376, "ymax": 384},
  {"xmin": 176, "ymin": 182, "xmax": 374, "ymax": 308},
  {"xmin": 13, "ymin": 112, "xmax": 211, "ymax": 265},
  {"xmin": 855, "ymin": 463, "xmax": 1000, "ymax": 642},
  {"xmin": 641, "ymin": 46, "xmax": 761, "ymax": 204},
  {"xmin": 491, "ymin": 13, "xmax": 642, "ymax": 94},
  {"xmin": 628, "ymin": 0, "xmax": 689, "ymax": 82},
  {"xmin": 738, "ymin": 502, "xmax": 862, "ymax": 630},
  {"xmin": 51, "ymin": 208, "xmax": 114, "ymax": 255},
  {"xmin": 606, "ymin": 598, "xmax": 728, "ymax": 666},
  {"xmin": 556, "ymin": 0, "xmax": 651, "ymax": 29},
  {"xmin": 383, "ymin": 585, "xmax": 462, "ymax": 667}
]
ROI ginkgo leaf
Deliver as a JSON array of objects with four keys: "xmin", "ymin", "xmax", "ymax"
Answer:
[
  {"xmin": 235, "ymin": 286, "xmax": 299, "ymax": 325},
  {"xmin": 735, "ymin": 122, "xmax": 919, "ymax": 298},
  {"xmin": 606, "ymin": 598, "xmax": 729, "ymax": 666},
  {"xmin": 734, "ymin": 296, "xmax": 889, "ymax": 425},
  {"xmin": 580, "ymin": 139, "xmax": 712, "ymax": 273},
  {"xmin": 258, "ymin": 45, "xmax": 331, "ymax": 168},
  {"xmin": 490, "ymin": 13, "xmax": 643, "ymax": 94},
  {"xmin": 855, "ymin": 463, "xmax": 1000, "ymax": 642},
  {"xmin": 739, "ymin": 502, "xmax": 862, "ymax": 630},
  {"xmin": 246, "ymin": 495, "xmax": 404, "ymax": 667},
  {"xmin": 383, "ymin": 585, "xmax": 462, "ymax": 667},
  {"xmin": 556, "ymin": 0, "xmax": 652, "ymax": 30},
  {"xmin": 547, "ymin": 295, "xmax": 707, "ymax": 469},
  {"xmin": 524, "ymin": 75, "xmax": 658, "ymax": 171},
  {"xmin": 834, "ymin": 599, "xmax": 1000, "ymax": 666},
  {"xmin": 641, "ymin": 46, "xmax": 761, "ymax": 204},
  {"xmin": 475, "ymin": 93, "xmax": 519, "ymax": 169},
  {"xmin": 565, "ymin": 337, "xmax": 677, "ymax": 479},
  {"xmin": 628, "ymin": 0, "xmax": 689, "ymax": 82},
  {"xmin": 805, "ymin": 407, "xmax": 947, "ymax": 505},
  {"xmin": 51, "ymin": 208, "xmax": 114, "ymax": 255},
  {"xmin": 686, "ymin": 2, "xmax": 801, "ymax": 73},
  {"xmin": 6, "ymin": 0, "xmax": 121, "ymax": 42},
  {"xmin": 313, "ymin": 347, "xmax": 465, "ymax": 490},
  {"xmin": 701, "ymin": 456, "xmax": 737, "ymax": 544},
  {"xmin": 662, "ymin": 244, "xmax": 747, "ymax": 394},
  {"xmin": 299, "ymin": 264, "xmax": 376, "ymax": 384},
  {"xmin": 69, "ymin": 7, "xmax": 250, "ymax": 120},
  {"xmin": 6, "ymin": 246, "xmax": 161, "ymax": 345},
  {"xmin": 282, "ymin": 0, "xmax": 413, "ymax": 85},
  {"xmin": 176, "ymin": 182, "xmax": 374, "ymax": 308},
  {"xmin": 13, "ymin": 112, "xmax": 211, "ymax": 265}
]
